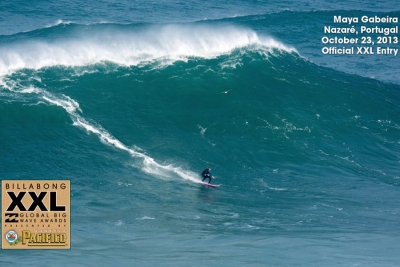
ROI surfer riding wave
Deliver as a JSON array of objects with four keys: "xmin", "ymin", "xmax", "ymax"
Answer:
[{"xmin": 201, "ymin": 167, "xmax": 214, "ymax": 184}]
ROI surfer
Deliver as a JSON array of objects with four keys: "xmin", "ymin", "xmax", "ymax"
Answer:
[{"xmin": 201, "ymin": 167, "xmax": 214, "ymax": 183}]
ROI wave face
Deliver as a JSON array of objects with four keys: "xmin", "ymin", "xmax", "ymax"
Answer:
[{"xmin": 1, "ymin": 12, "xmax": 400, "ymax": 267}]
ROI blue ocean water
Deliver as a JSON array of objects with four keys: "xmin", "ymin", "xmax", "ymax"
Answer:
[{"xmin": 1, "ymin": 1, "xmax": 400, "ymax": 266}]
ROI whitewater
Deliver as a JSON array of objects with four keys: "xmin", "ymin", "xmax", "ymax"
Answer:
[{"xmin": 0, "ymin": 24, "xmax": 296, "ymax": 76}]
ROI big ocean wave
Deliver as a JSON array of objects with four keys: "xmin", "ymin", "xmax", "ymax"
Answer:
[
  {"xmin": 0, "ymin": 22, "xmax": 300, "ymax": 184},
  {"xmin": 1, "ymin": 21, "xmax": 400, "ymax": 187}
]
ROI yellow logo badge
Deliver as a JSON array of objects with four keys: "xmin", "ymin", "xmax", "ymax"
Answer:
[{"xmin": 2, "ymin": 180, "xmax": 70, "ymax": 249}]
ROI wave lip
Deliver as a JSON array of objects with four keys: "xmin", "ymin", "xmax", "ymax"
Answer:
[{"xmin": 0, "ymin": 24, "xmax": 296, "ymax": 76}]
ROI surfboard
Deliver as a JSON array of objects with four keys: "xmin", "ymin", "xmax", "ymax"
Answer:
[{"xmin": 202, "ymin": 182, "xmax": 220, "ymax": 187}]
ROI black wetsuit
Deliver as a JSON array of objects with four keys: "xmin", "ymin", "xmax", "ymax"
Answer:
[{"xmin": 202, "ymin": 169, "xmax": 212, "ymax": 183}]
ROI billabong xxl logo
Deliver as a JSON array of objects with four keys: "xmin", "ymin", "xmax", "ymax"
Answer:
[
  {"xmin": 6, "ymin": 191, "xmax": 65, "ymax": 212},
  {"xmin": 2, "ymin": 180, "xmax": 70, "ymax": 249}
]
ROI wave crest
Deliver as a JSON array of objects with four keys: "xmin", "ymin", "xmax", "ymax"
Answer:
[{"xmin": 0, "ymin": 24, "xmax": 296, "ymax": 75}]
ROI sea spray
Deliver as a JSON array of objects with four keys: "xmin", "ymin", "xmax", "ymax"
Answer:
[{"xmin": 0, "ymin": 23, "xmax": 296, "ymax": 76}]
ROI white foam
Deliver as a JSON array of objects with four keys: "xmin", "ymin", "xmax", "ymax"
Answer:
[
  {"xmin": 42, "ymin": 94, "xmax": 81, "ymax": 114},
  {"xmin": 115, "ymin": 220, "xmax": 124, "ymax": 226},
  {"xmin": 20, "ymin": 87, "xmax": 41, "ymax": 94},
  {"xmin": 197, "ymin": 125, "xmax": 207, "ymax": 136},
  {"xmin": 44, "ymin": 20, "xmax": 72, "ymax": 29},
  {"xmin": 136, "ymin": 216, "xmax": 155, "ymax": 220},
  {"xmin": 0, "ymin": 24, "xmax": 297, "ymax": 76},
  {"xmin": 0, "ymin": 78, "xmax": 9, "ymax": 90},
  {"xmin": 37, "ymin": 88, "xmax": 201, "ymax": 183}
]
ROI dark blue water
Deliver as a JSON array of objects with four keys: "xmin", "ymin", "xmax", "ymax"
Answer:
[{"xmin": 1, "ymin": 1, "xmax": 400, "ymax": 266}]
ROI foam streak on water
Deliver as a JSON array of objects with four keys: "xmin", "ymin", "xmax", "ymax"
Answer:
[{"xmin": 12, "ymin": 87, "xmax": 201, "ymax": 183}]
